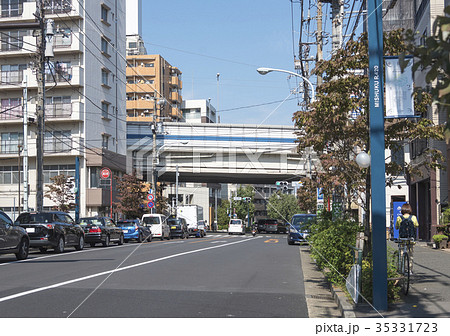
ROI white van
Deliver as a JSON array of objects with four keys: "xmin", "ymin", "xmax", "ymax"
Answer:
[
  {"xmin": 141, "ymin": 214, "xmax": 170, "ymax": 240},
  {"xmin": 228, "ymin": 219, "xmax": 245, "ymax": 235}
]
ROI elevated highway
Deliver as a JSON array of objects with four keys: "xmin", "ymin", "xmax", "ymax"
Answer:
[{"xmin": 127, "ymin": 122, "xmax": 319, "ymax": 184}]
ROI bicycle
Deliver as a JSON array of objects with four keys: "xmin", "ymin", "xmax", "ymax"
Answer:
[{"xmin": 395, "ymin": 237, "xmax": 415, "ymax": 295}]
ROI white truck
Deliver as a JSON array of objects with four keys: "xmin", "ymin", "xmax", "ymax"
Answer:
[{"xmin": 177, "ymin": 205, "xmax": 205, "ymax": 237}]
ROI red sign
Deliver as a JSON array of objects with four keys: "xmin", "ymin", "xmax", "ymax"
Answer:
[
  {"xmin": 100, "ymin": 167, "xmax": 111, "ymax": 179},
  {"xmin": 147, "ymin": 194, "xmax": 155, "ymax": 201},
  {"xmin": 147, "ymin": 201, "xmax": 154, "ymax": 208}
]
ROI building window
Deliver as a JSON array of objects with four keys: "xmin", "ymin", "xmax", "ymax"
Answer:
[
  {"xmin": 101, "ymin": 101, "xmax": 110, "ymax": 118},
  {"xmin": 0, "ymin": 132, "xmax": 23, "ymax": 154},
  {"xmin": 144, "ymin": 63, "xmax": 154, "ymax": 67},
  {"xmin": 0, "ymin": 30, "xmax": 27, "ymax": 51},
  {"xmin": 45, "ymin": 96, "xmax": 71, "ymax": 118},
  {"xmin": 1, "ymin": 98, "xmax": 22, "ymax": 120},
  {"xmin": 128, "ymin": 42, "xmax": 137, "ymax": 49},
  {"xmin": 0, "ymin": 64, "xmax": 27, "ymax": 84},
  {"xmin": 101, "ymin": 69, "xmax": 109, "ymax": 86},
  {"xmin": 0, "ymin": 166, "xmax": 21, "ymax": 185},
  {"xmin": 43, "ymin": 164, "xmax": 75, "ymax": 184},
  {"xmin": 44, "ymin": 130, "xmax": 71, "ymax": 153},
  {"xmin": 1, "ymin": 0, "xmax": 27, "ymax": 18},
  {"xmin": 101, "ymin": 37, "xmax": 109, "ymax": 55},
  {"xmin": 102, "ymin": 134, "xmax": 110, "ymax": 149},
  {"xmin": 101, "ymin": 5, "xmax": 109, "ymax": 23}
]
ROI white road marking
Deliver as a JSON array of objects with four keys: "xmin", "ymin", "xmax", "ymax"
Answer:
[{"xmin": 0, "ymin": 236, "xmax": 261, "ymax": 304}]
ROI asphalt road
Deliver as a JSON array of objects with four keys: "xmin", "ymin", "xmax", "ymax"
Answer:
[{"xmin": 0, "ymin": 233, "xmax": 308, "ymax": 318}]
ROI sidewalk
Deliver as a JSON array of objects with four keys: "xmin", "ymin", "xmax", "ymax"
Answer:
[
  {"xmin": 301, "ymin": 242, "xmax": 450, "ymax": 318},
  {"xmin": 354, "ymin": 243, "xmax": 450, "ymax": 318}
]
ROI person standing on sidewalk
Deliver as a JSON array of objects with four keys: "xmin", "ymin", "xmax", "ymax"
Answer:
[{"xmin": 395, "ymin": 203, "xmax": 419, "ymax": 271}]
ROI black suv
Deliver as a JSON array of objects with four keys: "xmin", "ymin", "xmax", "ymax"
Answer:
[
  {"xmin": 79, "ymin": 217, "xmax": 124, "ymax": 247},
  {"xmin": 0, "ymin": 210, "xmax": 29, "ymax": 260},
  {"xmin": 14, "ymin": 211, "xmax": 84, "ymax": 253},
  {"xmin": 167, "ymin": 217, "xmax": 189, "ymax": 239}
]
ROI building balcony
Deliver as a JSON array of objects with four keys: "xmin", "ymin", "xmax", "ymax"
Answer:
[
  {"xmin": 126, "ymin": 66, "xmax": 156, "ymax": 77},
  {"xmin": 24, "ymin": 66, "xmax": 84, "ymax": 88},
  {"xmin": 0, "ymin": 70, "xmax": 26, "ymax": 91},
  {"xmin": 45, "ymin": 101, "xmax": 84, "ymax": 121},
  {"xmin": 126, "ymin": 99, "xmax": 155, "ymax": 110},
  {"xmin": 53, "ymin": 31, "xmax": 83, "ymax": 54},
  {"xmin": 0, "ymin": 1, "xmax": 36, "ymax": 22},
  {"xmin": 126, "ymin": 83, "xmax": 156, "ymax": 93},
  {"xmin": 44, "ymin": 135, "xmax": 84, "ymax": 156},
  {"xmin": 44, "ymin": 0, "xmax": 82, "ymax": 19},
  {"xmin": 0, "ymin": 35, "xmax": 37, "ymax": 57},
  {"xmin": 170, "ymin": 91, "xmax": 181, "ymax": 102},
  {"xmin": 170, "ymin": 76, "xmax": 182, "ymax": 89}
]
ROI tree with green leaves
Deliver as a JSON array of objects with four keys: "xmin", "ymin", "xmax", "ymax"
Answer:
[
  {"xmin": 231, "ymin": 185, "xmax": 255, "ymax": 222},
  {"xmin": 114, "ymin": 172, "xmax": 148, "ymax": 219},
  {"xmin": 44, "ymin": 174, "xmax": 75, "ymax": 212},
  {"xmin": 293, "ymin": 30, "xmax": 445, "ymax": 254},
  {"xmin": 266, "ymin": 192, "xmax": 302, "ymax": 223},
  {"xmin": 294, "ymin": 30, "xmax": 444, "ymax": 215}
]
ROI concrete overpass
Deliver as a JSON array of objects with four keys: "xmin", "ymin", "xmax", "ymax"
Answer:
[{"xmin": 127, "ymin": 122, "xmax": 319, "ymax": 184}]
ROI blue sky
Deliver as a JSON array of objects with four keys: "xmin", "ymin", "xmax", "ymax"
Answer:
[{"xmin": 140, "ymin": 0, "xmax": 308, "ymax": 126}]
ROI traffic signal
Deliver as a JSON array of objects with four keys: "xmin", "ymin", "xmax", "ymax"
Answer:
[{"xmin": 276, "ymin": 181, "xmax": 289, "ymax": 193}]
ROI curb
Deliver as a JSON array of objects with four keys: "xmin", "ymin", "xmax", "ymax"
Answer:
[{"xmin": 329, "ymin": 282, "xmax": 356, "ymax": 318}]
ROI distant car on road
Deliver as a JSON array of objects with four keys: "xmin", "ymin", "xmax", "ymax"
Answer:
[
  {"xmin": 257, "ymin": 219, "xmax": 279, "ymax": 233},
  {"xmin": 117, "ymin": 219, "xmax": 152, "ymax": 243},
  {"xmin": 0, "ymin": 210, "xmax": 29, "ymax": 260},
  {"xmin": 141, "ymin": 214, "xmax": 170, "ymax": 240},
  {"xmin": 15, "ymin": 211, "xmax": 84, "ymax": 253},
  {"xmin": 79, "ymin": 217, "xmax": 124, "ymax": 247},
  {"xmin": 167, "ymin": 217, "xmax": 189, "ymax": 239},
  {"xmin": 287, "ymin": 214, "xmax": 316, "ymax": 245},
  {"xmin": 228, "ymin": 219, "xmax": 245, "ymax": 235}
]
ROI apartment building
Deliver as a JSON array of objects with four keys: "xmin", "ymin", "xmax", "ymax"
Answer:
[
  {"xmin": 409, "ymin": 0, "xmax": 449, "ymax": 240},
  {"xmin": 126, "ymin": 55, "xmax": 183, "ymax": 122},
  {"xmin": 0, "ymin": 0, "xmax": 127, "ymax": 219}
]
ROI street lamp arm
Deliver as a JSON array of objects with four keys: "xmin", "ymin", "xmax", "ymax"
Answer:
[{"xmin": 256, "ymin": 67, "xmax": 315, "ymax": 102}]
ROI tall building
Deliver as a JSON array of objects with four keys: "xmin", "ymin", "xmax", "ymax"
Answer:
[
  {"xmin": 0, "ymin": 0, "xmax": 127, "ymax": 219},
  {"xmin": 125, "ymin": 0, "xmax": 146, "ymax": 55},
  {"xmin": 126, "ymin": 55, "xmax": 183, "ymax": 122}
]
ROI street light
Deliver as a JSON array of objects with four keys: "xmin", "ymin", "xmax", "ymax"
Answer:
[
  {"xmin": 256, "ymin": 67, "xmax": 316, "ymax": 102},
  {"xmin": 355, "ymin": 151, "xmax": 371, "ymax": 169}
]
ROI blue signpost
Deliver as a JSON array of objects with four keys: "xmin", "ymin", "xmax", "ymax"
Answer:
[{"xmin": 368, "ymin": 0, "xmax": 388, "ymax": 311}]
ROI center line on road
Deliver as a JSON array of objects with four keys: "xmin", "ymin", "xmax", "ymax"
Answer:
[{"xmin": 0, "ymin": 236, "xmax": 261, "ymax": 305}]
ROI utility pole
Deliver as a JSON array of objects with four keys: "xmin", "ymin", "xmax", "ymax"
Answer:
[
  {"xmin": 316, "ymin": 1, "xmax": 323, "ymax": 86},
  {"xmin": 22, "ymin": 76, "xmax": 29, "ymax": 212},
  {"xmin": 331, "ymin": 0, "xmax": 344, "ymax": 53},
  {"xmin": 35, "ymin": 0, "xmax": 45, "ymax": 212}
]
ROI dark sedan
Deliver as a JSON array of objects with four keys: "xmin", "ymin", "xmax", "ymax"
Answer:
[
  {"xmin": 117, "ymin": 219, "xmax": 152, "ymax": 243},
  {"xmin": 0, "ymin": 210, "xmax": 29, "ymax": 260},
  {"xmin": 79, "ymin": 217, "xmax": 124, "ymax": 247},
  {"xmin": 14, "ymin": 211, "xmax": 84, "ymax": 253},
  {"xmin": 168, "ymin": 217, "xmax": 189, "ymax": 239}
]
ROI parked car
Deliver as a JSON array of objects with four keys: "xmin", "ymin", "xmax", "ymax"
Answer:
[
  {"xmin": 167, "ymin": 217, "xmax": 189, "ymax": 239},
  {"xmin": 14, "ymin": 211, "xmax": 84, "ymax": 253},
  {"xmin": 79, "ymin": 217, "xmax": 124, "ymax": 247},
  {"xmin": 141, "ymin": 214, "xmax": 170, "ymax": 240},
  {"xmin": 256, "ymin": 219, "xmax": 279, "ymax": 233},
  {"xmin": 0, "ymin": 210, "xmax": 29, "ymax": 260},
  {"xmin": 228, "ymin": 219, "xmax": 245, "ymax": 235},
  {"xmin": 287, "ymin": 214, "xmax": 316, "ymax": 245},
  {"xmin": 117, "ymin": 219, "xmax": 152, "ymax": 243}
]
